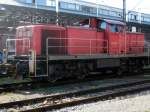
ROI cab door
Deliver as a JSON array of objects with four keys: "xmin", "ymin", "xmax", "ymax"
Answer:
[{"xmin": 108, "ymin": 24, "xmax": 126, "ymax": 55}]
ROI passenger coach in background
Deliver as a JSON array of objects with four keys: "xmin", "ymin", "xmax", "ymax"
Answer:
[{"xmin": 11, "ymin": 17, "xmax": 148, "ymax": 82}]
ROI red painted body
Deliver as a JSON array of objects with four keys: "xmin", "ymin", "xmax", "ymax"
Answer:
[
  {"xmin": 16, "ymin": 25, "xmax": 66, "ymax": 55},
  {"xmin": 16, "ymin": 18, "xmax": 145, "ymax": 56},
  {"xmin": 127, "ymin": 33, "xmax": 144, "ymax": 54},
  {"xmin": 66, "ymin": 27, "xmax": 104, "ymax": 55}
]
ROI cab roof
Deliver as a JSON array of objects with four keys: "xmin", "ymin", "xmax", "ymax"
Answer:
[{"xmin": 102, "ymin": 18, "xmax": 126, "ymax": 26}]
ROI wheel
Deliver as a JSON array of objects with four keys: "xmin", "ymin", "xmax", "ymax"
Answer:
[
  {"xmin": 48, "ymin": 64, "xmax": 63, "ymax": 83},
  {"xmin": 76, "ymin": 67, "xmax": 87, "ymax": 80}
]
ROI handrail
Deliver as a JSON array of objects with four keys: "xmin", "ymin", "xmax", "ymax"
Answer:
[
  {"xmin": 46, "ymin": 37, "xmax": 109, "ymax": 56},
  {"xmin": 46, "ymin": 37, "xmax": 147, "ymax": 56},
  {"xmin": 6, "ymin": 38, "xmax": 30, "ymax": 56}
]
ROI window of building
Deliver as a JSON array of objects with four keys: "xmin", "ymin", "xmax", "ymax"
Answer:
[
  {"xmin": 68, "ymin": 3, "xmax": 75, "ymax": 10},
  {"xmin": 144, "ymin": 17, "xmax": 150, "ymax": 22},
  {"xmin": 102, "ymin": 9, "xmax": 109, "ymax": 15},
  {"xmin": 82, "ymin": 6, "xmax": 90, "ymax": 13},
  {"xmin": 141, "ymin": 16, "xmax": 144, "ymax": 21},
  {"xmin": 60, "ymin": 2, "xmax": 68, "ymax": 9},
  {"xmin": 47, "ymin": 0, "xmax": 56, "ymax": 7},
  {"xmin": 32, "ymin": 0, "xmax": 35, "ymax": 4},
  {"xmin": 76, "ymin": 4, "xmax": 80, "ymax": 11},
  {"xmin": 98, "ymin": 9, "xmax": 103, "ymax": 14},
  {"xmin": 90, "ymin": 7, "xmax": 97, "ymax": 14},
  {"xmin": 110, "ymin": 11, "xmax": 117, "ymax": 16},
  {"xmin": 131, "ymin": 14, "xmax": 137, "ymax": 20},
  {"xmin": 26, "ymin": 0, "xmax": 32, "ymax": 4}
]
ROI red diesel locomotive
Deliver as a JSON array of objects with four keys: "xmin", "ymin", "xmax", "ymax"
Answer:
[{"xmin": 14, "ymin": 18, "xmax": 147, "ymax": 81}]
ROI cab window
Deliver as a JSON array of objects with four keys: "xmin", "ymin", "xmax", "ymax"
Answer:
[
  {"xmin": 110, "ymin": 24, "xmax": 118, "ymax": 32},
  {"xmin": 80, "ymin": 19, "xmax": 90, "ymax": 28},
  {"xmin": 100, "ymin": 21, "xmax": 106, "ymax": 30},
  {"xmin": 110, "ymin": 24, "xmax": 124, "ymax": 33},
  {"xmin": 118, "ymin": 25, "xmax": 124, "ymax": 32}
]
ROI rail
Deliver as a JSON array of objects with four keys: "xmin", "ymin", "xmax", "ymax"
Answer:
[{"xmin": 1, "ymin": 78, "xmax": 150, "ymax": 111}]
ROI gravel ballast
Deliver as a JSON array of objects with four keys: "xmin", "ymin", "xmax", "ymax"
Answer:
[
  {"xmin": 0, "ymin": 77, "xmax": 147, "ymax": 103},
  {"xmin": 54, "ymin": 91, "xmax": 150, "ymax": 112}
]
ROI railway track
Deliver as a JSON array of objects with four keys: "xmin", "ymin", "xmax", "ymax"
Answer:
[
  {"xmin": 0, "ymin": 76, "xmax": 104, "ymax": 93},
  {"xmin": 0, "ymin": 79, "xmax": 150, "ymax": 112},
  {"xmin": 0, "ymin": 72, "xmax": 129, "ymax": 93},
  {"xmin": 0, "ymin": 77, "xmax": 104, "ymax": 93},
  {"xmin": 0, "ymin": 80, "xmax": 46, "ymax": 93}
]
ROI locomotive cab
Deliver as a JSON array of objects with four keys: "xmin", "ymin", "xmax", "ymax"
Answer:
[
  {"xmin": 81, "ymin": 18, "xmax": 127, "ymax": 54},
  {"xmin": 102, "ymin": 19, "xmax": 126, "ymax": 54}
]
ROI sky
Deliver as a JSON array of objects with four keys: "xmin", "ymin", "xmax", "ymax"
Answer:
[{"xmin": 82, "ymin": 0, "xmax": 150, "ymax": 14}]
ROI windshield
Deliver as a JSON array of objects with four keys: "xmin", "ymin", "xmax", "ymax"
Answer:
[
  {"xmin": 100, "ymin": 21, "xmax": 107, "ymax": 30},
  {"xmin": 110, "ymin": 24, "xmax": 124, "ymax": 32}
]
